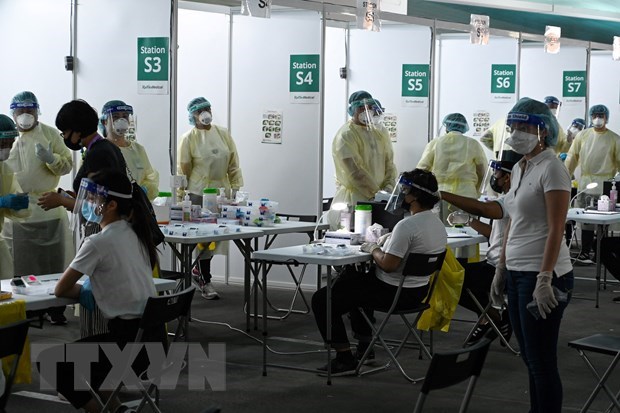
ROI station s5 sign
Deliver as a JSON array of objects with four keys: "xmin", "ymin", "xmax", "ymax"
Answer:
[{"xmin": 137, "ymin": 37, "xmax": 169, "ymax": 95}]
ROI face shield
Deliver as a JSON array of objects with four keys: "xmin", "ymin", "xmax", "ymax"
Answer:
[
  {"xmin": 384, "ymin": 175, "xmax": 441, "ymax": 214},
  {"xmin": 10, "ymin": 102, "xmax": 39, "ymax": 131},
  {"xmin": 104, "ymin": 104, "xmax": 134, "ymax": 139},
  {"xmin": 353, "ymin": 98, "xmax": 384, "ymax": 130},
  {"xmin": 71, "ymin": 177, "xmax": 132, "ymax": 233}
]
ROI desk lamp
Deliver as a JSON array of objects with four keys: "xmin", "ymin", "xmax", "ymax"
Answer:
[
  {"xmin": 313, "ymin": 202, "xmax": 348, "ymax": 242},
  {"xmin": 570, "ymin": 182, "xmax": 598, "ymax": 208}
]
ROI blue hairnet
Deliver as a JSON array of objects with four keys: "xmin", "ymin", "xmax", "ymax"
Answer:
[
  {"xmin": 442, "ymin": 113, "xmax": 469, "ymax": 133},
  {"xmin": 347, "ymin": 90, "xmax": 373, "ymax": 116},
  {"xmin": 187, "ymin": 97, "xmax": 211, "ymax": 125},
  {"xmin": 507, "ymin": 98, "xmax": 559, "ymax": 147},
  {"xmin": 98, "ymin": 100, "xmax": 132, "ymax": 136},
  {"xmin": 589, "ymin": 104, "xmax": 609, "ymax": 120},
  {"xmin": 0, "ymin": 114, "xmax": 19, "ymax": 139},
  {"xmin": 572, "ymin": 118, "xmax": 586, "ymax": 128},
  {"xmin": 9, "ymin": 91, "xmax": 39, "ymax": 114},
  {"xmin": 544, "ymin": 96, "xmax": 560, "ymax": 106}
]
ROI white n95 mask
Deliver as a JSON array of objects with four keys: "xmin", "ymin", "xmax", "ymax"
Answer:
[
  {"xmin": 198, "ymin": 111, "xmax": 212, "ymax": 126},
  {"xmin": 0, "ymin": 148, "xmax": 11, "ymax": 161},
  {"xmin": 16, "ymin": 113, "xmax": 35, "ymax": 130},
  {"xmin": 592, "ymin": 118, "xmax": 605, "ymax": 128},
  {"xmin": 506, "ymin": 130, "xmax": 539, "ymax": 155},
  {"xmin": 112, "ymin": 118, "xmax": 130, "ymax": 136}
]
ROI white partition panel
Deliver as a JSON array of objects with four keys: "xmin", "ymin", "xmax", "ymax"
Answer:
[
  {"xmin": 228, "ymin": 11, "xmax": 322, "ymax": 286},
  {"xmin": 75, "ymin": 0, "xmax": 171, "ymax": 189},
  {"xmin": 437, "ymin": 35, "xmax": 518, "ymax": 161},
  {"xmin": 520, "ymin": 44, "xmax": 588, "ymax": 130},
  {"xmin": 0, "ymin": 0, "xmax": 73, "ymax": 190},
  {"xmin": 347, "ymin": 24, "xmax": 432, "ymax": 172},
  {"xmin": 589, "ymin": 51, "xmax": 620, "ymax": 133}
]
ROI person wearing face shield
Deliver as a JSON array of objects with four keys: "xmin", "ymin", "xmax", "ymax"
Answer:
[
  {"xmin": 543, "ymin": 96, "xmax": 568, "ymax": 155},
  {"xmin": 440, "ymin": 150, "xmax": 521, "ymax": 346},
  {"xmin": 565, "ymin": 104, "xmax": 620, "ymax": 264},
  {"xmin": 329, "ymin": 91, "xmax": 397, "ymax": 229},
  {"xmin": 312, "ymin": 169, "xmax": 445, "ymax": 376},
  {"xmin": 2, "ymin": 91, "xmax": 74, "ymax": 324},
  {"xmin": 466, "ymin": 98, "xmax": 573, "ymax": 413},
  {"xmin": 99, "ymin": 100, "xmax": 159, "ymax": 201},
  {"xmin": 0, "ymin": 115, "xmax": 30, "ymax": 279},
  {"xmin": 178, "ymin": 97, "xmax": 244, "ymax": 300},
  {"xmin": 417, "ymin": 113, "xmax": 487, "ymax": 223},
  {"xmin": 558, "ymin": 118, "xmax": 586, "ymax": 161}
]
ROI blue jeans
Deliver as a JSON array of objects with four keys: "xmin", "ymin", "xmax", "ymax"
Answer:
[{"xmin": 505, "ymin": 270, "xmax": 573, "ymax": 413}]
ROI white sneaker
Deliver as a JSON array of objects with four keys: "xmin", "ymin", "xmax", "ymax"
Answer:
[{"xmin": 202, "ymin": 283, "xmax": 220, "ymax": 300}]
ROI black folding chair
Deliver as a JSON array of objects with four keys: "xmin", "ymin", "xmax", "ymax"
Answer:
[
  {"xmin": 0, "ymin": 319, "xmax": 30, "ymax": 413},
  {"xmin": 356, "ymin": 250, "xmax": 447, "ymax": 382},
  {"xmin": 92, "ymin": 287, "xmax": 196, "ymax": 413},
  {"xmin": 248, "ymin": 213, "xmax": 317, "ymax": 320},
  {"xmin": 568, "ymin": 334, "xmax": 620, "ymax": 413},
  {"xmin": 413, "ymin": 338, "xmax": 492, "ymax": 413}
]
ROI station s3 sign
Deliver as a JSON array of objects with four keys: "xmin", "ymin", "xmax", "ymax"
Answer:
[{"xmin": 137, "ymin": 37, "xmax": 169, "ymax": 95}]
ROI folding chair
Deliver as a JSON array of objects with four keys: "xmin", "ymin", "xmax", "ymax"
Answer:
[
  {"xmin": 0, "ymin": 319, "xmax": 30, "ymax": 413},
  {"xmin": 568, "ymin": 334, "xmax": 620, "ymax": 413},
  {"xmin": 356, "ymin": 250, "xmax": 447, "ymax": 382},
  {"xmin": 93, "ymin": 287, "xmax": 196, "ymax": 413},
  {"xmin": 462, "ymin": 289, "xmax": 519, "ymax": 355},
  {"xmin": 249, "ymin": 213, "xmax": 316, "ymax": 320},
  {"xmin": 413, "ymin": 338, "xmax": 492, "ymax": 413}
]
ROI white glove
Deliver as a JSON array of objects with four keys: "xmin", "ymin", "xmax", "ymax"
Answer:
[
  {"xmin": 490, "ymin": 264, "xmax": 506, "ymax": 307},
  {"xmin": 35, "ymin": 142, "xmax": 55, "ymax": 164},
  {"xmin": 360, "ymin": 242, "xmax": 380, "ymax": 254},
  {"xmin": 447, "ymin": 210, "xmax": 471, "ymax": 226},
  {"xmin": 532, "ymin": 271, "xmax": 558, "ymax": 320},
  {"xmin": 377, "ymin": 232, "xmax": 392, "ymax": 247}
]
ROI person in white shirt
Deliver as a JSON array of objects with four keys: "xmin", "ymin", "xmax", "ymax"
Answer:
[
  {"xmin": 311, "ymin": 169, "xmax": 445, "ymax": 376},
  {"xmin": 43, "ymin": 169, "xmax": 164, "ymax": 412}
]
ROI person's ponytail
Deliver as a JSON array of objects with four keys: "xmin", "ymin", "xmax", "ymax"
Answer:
[{"xmin": 129, "ymin": 187, "xmax": 159, "ymax": 269}]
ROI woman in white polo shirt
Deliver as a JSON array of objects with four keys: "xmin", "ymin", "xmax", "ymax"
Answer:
[
  {"xmin": 482, "ymin": 98, "xmax": 573, "ymax": 413},
  {"xmin": 47, "ymin": 169, "xmax": 164, "ymax": 412}
]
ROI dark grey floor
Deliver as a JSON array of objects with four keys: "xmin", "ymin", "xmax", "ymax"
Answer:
[{"xmin": 8, "ymin": 261, "xmax": 620, "ymax": 413}]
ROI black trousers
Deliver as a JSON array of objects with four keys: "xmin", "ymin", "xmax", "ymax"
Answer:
[
  {"xmin": 459, "ymin": 260, "xmax": 495, "ymax": 316},
  {"xmin": 601, "ymin": 237, "xmax": 620, "ymax": 281},
  {"xmin": 38, "ymin": 318, "xmax": 166, "ymax": 409},
  {"xmin": 311, "ymin": 267, "xmax": 428, "ymax": 347}
]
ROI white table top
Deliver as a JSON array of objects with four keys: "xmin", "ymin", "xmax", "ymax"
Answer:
[
  {"xmin": 163, "ymin": 225, "xmax": 264, "ymax": 244},
  {"xmin": 261, "ymin": 220, "xmax": 329, "ymax": 235},
  {"xmin": 0, "ymin": 274, "xmax": 176, "ymax": 312},
  {"xmin": 567, "ymin": 208, "xmax": 620, "ymax": 225}
]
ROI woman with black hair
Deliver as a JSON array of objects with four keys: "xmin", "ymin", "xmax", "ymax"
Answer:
[
  {"xmin": 311, "ymin": 168, "xmax": 446, "ymax": 376},
  {"xmin": 47, "ymin": 169, "xmax": 164, "ymax": 412}
]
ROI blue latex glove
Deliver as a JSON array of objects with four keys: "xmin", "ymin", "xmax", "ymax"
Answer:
[
  {"xmin": 79, "ymin": 278, "xmax": 96, "ymax": 312},
  {"xmin": 559, "ymin": 153, "xmax": 567, "ymax": 161},
  {"xmin": 0, "ymin": 194, "xmax": 29, "ymax": 210}
]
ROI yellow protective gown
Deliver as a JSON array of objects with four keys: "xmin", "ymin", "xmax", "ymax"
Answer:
[
  {"xmin": 330, "ymin": 121, "xmax": 397, "ymax": 229},
  {"xmin": 119, "ymin": 140, "xmax": 159, "ymax": 201},
  {"xmin": 553, "ymin": 127, "xmax": 569, "ymax": 154},
  {"xmin": 480, "ymin": 117, "xmax": 512, "ymax": 153},
  {"xmin": 178, "ymin": 125, "xmax": 243, "ymax": 197},
  {"xmin": 0, "ymin": 168, "xmax": 29, "ymax": 279},
  {"xmin": 2, "ymin": 122, "xmax": 74, "ymax": 276},
  {"xmin": 565, "ymin": 127, "xmax": 620, "ymax": 194}
]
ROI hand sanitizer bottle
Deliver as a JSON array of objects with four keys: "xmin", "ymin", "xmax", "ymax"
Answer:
[{"xmin": 182, "ymin": 192, "xmax": 192, "ymax": 222}]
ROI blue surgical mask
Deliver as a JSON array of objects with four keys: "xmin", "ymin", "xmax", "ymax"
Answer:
[{"xmin": 81, "ymin": 201, "xmax": 102, "ymax": 224}]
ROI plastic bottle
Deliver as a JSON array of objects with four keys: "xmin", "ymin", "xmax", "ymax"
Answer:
[
  {"xmin": 182, "ymin": 193, "xmax": 192, "ymax": 222},
  {"xmin": 154, "ymin": 191, "xmax": 173, "ymax": 206},
  {"xmin": 354, "ymin": 204, "xmax": 372, "ymax": 239},
  {"xmin": 609, "ymin": 181, "xmax": 618, "ymax": 211},
  {"xmin": 202, "ymin": 188, "xmax": 218, "ymax": 213}
]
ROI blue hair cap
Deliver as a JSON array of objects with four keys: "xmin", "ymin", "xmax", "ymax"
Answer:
[{"xmin": 442, "ymin": 113, "xmax": 469, "ymax": 133}]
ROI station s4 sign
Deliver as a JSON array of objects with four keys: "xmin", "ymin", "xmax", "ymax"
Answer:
[
  {"xmin": 289, "ymin": 54, "xmax": 320, "ymax": 104},
  {"xmin": 137, "ymin": 37, "xmax": 169, "ymax": 95}
]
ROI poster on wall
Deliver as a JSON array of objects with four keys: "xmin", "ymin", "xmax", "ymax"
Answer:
[
  {"xmin": 289, "ymin": 54, "xmax": 320, "ymax": 104},
  {"xmin": 356, "ymin": 0, "xmax": 381, "ymax": 32},
  {"xmin": 261, "ymin": 110, "xmax": 283, "ymax": 144},
  {"xmin": 383, "ymin": 113, "xmax": 398, "ymax": 142},
  {"xmin": 490, "ymin": 64, "xmax": 516, "ymax": 103},
  {"xmin": 471, "ymin": 110, "xmax": 490, "ymax": 137},
  {"xmin": 137, "ymin": 37, "xmax": 169, "ymax": 95},
  {"xmin": 240, "ymin": 0, "xmax": 272, "ymax": 18},
  {"xmin": 544, "ymin": 25, "xmax": 561, "ymax": 54},
  {"xmin": 563, "ymin": 71, "xmax": 586, "ymax": 105},
  {"xmin": 401, "ymin": 64, "xmax": 429, "ymax": 107},
  {"xmin": 470, "ymin": 14, "xmax": 490, "ymax": 45}
]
